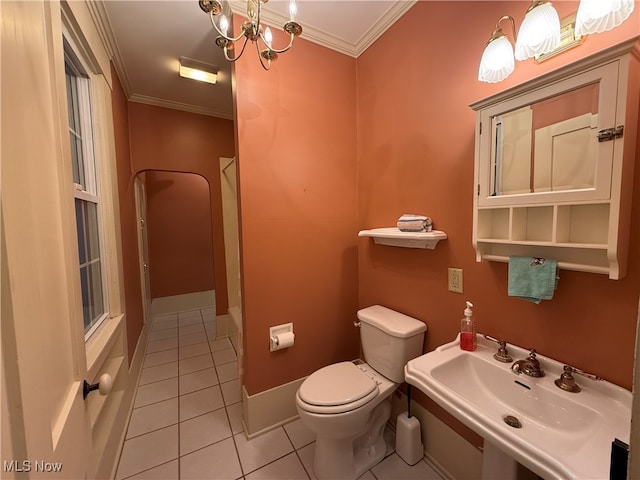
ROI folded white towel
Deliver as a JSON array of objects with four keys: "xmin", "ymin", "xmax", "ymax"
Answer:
[{"xmin": 397, "ymin": 214, "xmax": 432, "ymax": 232}]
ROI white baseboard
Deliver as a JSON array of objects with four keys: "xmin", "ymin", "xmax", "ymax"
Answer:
[
  {"xmin": 242, "ymin": 378, "xmax": 306, "ymax": 438},
  {"xmin": 240, "ymin": 375, "xmax": 481, "ymax": 478},
  {"xmin": 227, "ymin": 307, "xmax": 243, "ymax": 379},
  {"xmin": 228, "ymin": 306, "xmax": 242, "ymax": 351},
  {"xmin": 151, "ymin": 290, "xmax": 215, "ymax": 315},
  {"xmin": 216, "ymin": 313, "xmax": 232, "ymax": 338},
  {"xmin": 102, "ymin": 323, "xmax": 150, "ymax": 479}
]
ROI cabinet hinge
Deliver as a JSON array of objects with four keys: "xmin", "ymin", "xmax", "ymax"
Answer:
[
  {"xmin": 479, "ymin": 122, "xmax": 482, "ymax": 135},
  {"xmin": 477, "ymin": 184, "xmax": 480, "ymax": 196},
  {"xmin": 597, "ymin": 125, "xmax": 624, "ymax": 142}
]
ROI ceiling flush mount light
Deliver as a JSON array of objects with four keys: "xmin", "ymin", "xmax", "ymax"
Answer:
[
  {"xmin": 179, "ymin": 56, "xmax": 219, "ymax": 84},
  {"xmin": 575, "ymin": 0, "xmax": 635, "ymax": 36},
  {"xmin": 514, "ymin": 1, "xmax": 561, "ymax": 61},
  {"xmin": 199, "ymin": 0, "xmax": 302, "ymax": 71}
]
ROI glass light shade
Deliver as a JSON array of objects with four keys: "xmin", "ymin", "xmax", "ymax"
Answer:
[
  {"xmin": 478, "ymin": 35, "xmax": 515, "ymax": 83},
  {"xmin": 514, "ymin": 2, "xmax": 561, "ymax": 61},
  {"xmin": 575, "ymin": 0, "xmax": 635, "ymax": 36}
]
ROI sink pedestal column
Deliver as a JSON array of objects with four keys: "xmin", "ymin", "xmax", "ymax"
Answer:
[{"xmin": 482, "ymin": 441, "xmax": 525, "ymax": 480}]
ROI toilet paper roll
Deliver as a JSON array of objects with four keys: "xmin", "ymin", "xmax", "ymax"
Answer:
[{"xmin": 272, "ymin": 332, "xmax": 295, "ymax": 350}]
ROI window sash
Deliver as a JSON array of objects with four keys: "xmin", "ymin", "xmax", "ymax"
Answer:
[
  {"xmin": 64, "ymin": 42, "xmax": 108, "ymax": 340},
  {"xmin": 74, "ymin": 198, "xmax": 107, "ymax": 337}
]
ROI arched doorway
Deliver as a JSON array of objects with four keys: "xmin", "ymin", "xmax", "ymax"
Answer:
[{"xmin": 136, "ymin": 170, "xmax": 216, "ymax": 314}]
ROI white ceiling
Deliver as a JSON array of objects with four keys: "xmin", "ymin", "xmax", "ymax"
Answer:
[{"xmin": 98, "ymin": 0, "xmax": 416, "ymax": 119}]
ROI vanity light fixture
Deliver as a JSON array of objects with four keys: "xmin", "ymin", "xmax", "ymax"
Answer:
[
  {"xmin": 478, "ymin": 1, "xmax": 560, "ymax": 84},
  {"xmin": 575, "ymin": 0, "xmax": 635, "ymax": 36},
  {"xmin": 478, "ymin": 0, "xmax": 635, "ymax": 83},
  {"xmin": 199, "ymin": 0, "xmax": 302, "ymax": 71},
  {"xmin": 179, "ymin": 56, "xmax": 219, "ymax": 84}
]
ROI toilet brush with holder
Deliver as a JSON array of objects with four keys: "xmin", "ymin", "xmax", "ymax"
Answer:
[{"xmin": 396, "ymin": 384, "xmax": 424, "ymax": 465}]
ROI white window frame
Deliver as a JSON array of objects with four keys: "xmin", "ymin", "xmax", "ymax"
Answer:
[{"xmin": 63, "ymin": 32, "xmax": 109, "ymax": 341}]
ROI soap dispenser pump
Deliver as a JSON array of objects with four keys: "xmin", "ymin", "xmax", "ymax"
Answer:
[{"xmin": 460, "ymin": 301, "xmax": 476, "ymax": 351}]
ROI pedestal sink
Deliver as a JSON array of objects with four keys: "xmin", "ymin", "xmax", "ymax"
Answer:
[{"xmin": 405, "ymin": 335, "xmax": 631, "ymax": 479}]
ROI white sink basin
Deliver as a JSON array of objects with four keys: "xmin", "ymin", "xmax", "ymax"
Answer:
[{"xmin": 405, "ymin": 335, "xmax": 631, "ymax": 479}]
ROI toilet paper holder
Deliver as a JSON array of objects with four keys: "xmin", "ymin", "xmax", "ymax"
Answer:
[{"xmin": 269, "ymin": 323, "xmax": 295, "ymax": 352}]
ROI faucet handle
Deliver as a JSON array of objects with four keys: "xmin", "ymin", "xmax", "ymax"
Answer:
[
  {"xmin": 483, "ymin": 335, "xmax": 513, "ymax": 363},
  {"xmin": 565, "ymin": 365, "xmax": 602, "ymax": 381},
  {"xmin": 554, "ymin": 365, "xmax": 602, "ymax": 393}
]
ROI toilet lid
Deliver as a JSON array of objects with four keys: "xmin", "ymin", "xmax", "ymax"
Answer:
[{"xmin": 298, "ymin": 362, "xmax": 377, "ymax": 407}]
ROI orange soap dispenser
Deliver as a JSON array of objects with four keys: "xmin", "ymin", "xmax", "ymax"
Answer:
[{"xmin": 460, "ymin": 301, "xmax": 476, "ymax": 351}]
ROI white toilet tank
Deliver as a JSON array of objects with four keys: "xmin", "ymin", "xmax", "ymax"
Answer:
[{"xmin": 357, "ymin": 305, "xmax": 427, "ymax": 383}]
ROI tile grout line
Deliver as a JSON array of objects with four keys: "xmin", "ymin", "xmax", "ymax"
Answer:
[
  {"xmin": 125, "ymin": 306, "xmax": 257, "ymax": 480},
  {"xmin": 176, "ymin": 312, "xmax": 186, "ymax": 479},
  {"xmin": 209, "ymin": 318, "xmax": 246, "ymax": 480},
  {"xmin": 118, "ymin": 312, "xmax": 176, "ymax": 479},
  {"xmin": 178, "ymin": 307, "xmax": 217, "ymax": 479},
  {"xmin": 282, "ymin": 426, "xmax": 313, "ymax": 480},
  {"xmin": 177, "ymin": 308, "xmax": 205, "ymax": 477}
]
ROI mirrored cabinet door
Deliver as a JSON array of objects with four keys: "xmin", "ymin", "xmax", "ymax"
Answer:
[
  {"xmin": 476, "ymin": 60, "xmax": 618, "ymax": 207},
  {"xmin": 471, "ymin": 38, "xmax": 639, "ymax": 279}
]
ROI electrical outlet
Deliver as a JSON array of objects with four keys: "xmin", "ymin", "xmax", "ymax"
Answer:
[{"xmin": 448, "ymin": 268, "xmax": 463, "ymax": 293}]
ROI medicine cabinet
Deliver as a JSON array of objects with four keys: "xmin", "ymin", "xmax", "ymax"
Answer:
[{"xmin": 471, "ymin": 38, "xmax": 639, "ymax": 279}]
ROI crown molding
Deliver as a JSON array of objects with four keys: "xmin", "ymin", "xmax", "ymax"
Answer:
[
  {"xmin": 88, "ymin": 0, "xmax": 133, "ymax": 98},
  {"xmin": 353, "ymin": 1, "xmax": 416, "ymax": 56},
  {"xmin": 129, "ymin": 94, "xmax": 234, "ymax": 120},
  {"xmin": 231, "ymin": 1, "xmax": 417, "ymax": 58}
]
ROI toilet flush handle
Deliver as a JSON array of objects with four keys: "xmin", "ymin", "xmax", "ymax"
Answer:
[{"xmin": 354, "ymin": 321, "xmax": 361, "ymax": 328}]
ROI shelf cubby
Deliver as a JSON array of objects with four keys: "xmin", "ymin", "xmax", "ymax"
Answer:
[
  {"xmin": 477, "ymin": 208, "xmax": 509, "ymax": 240},
  {"xmin": 555, "ymin": 203, "xmax": 609, "ymax": 245},
  {"xmin": 512, "ymin": 206, "xmax": 553, "ymax": 242}
]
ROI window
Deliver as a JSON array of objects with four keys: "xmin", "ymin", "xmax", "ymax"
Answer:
[{"xmin": 64, "ymin": 38, "xmax": 107, "ymax": 339}]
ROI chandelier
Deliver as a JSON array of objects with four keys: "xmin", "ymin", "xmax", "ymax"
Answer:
[{"xmin": 199, "ymin": 0, "xmax": 302, "ymax": 71}]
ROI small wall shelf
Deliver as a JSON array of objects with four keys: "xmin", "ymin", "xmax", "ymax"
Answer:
[{"xmin": 358, "ymin": 228, "xmax": 447, "ymax": 249}]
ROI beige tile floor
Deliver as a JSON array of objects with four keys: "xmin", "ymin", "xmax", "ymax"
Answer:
[{"xmin": 116, "ymin": 308, "xmax": 443, "ymax": 480}]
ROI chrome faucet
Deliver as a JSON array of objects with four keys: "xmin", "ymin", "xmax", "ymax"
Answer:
[{"xmin": 511, "ymin": 349, "xmax": 545, "ymax": 378}]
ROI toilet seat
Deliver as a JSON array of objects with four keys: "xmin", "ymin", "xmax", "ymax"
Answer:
[{"xmin": 297, "ymin": 362, "xmax": 379, "ymax": 414}]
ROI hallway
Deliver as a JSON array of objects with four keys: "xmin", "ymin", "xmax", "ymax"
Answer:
[{"xmin": 115, "ymin": 308, "xmax": 443, "ymax": 479}]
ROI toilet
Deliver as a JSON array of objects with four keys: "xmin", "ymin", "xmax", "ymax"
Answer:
[{"xmin": 295, "ymin": 305, "xmax": 427, "ymax": 480}]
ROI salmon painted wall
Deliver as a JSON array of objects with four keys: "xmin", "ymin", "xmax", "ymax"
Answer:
[
  {"xmin": 358, "ymin": 0, "xmax": 640, "ymax": 405},
  {"xmin": 234, "ymin": 24, "xmax": 360, "ymax": 395},
  {"xmin": 127, "ymin": 103, "xmax": 235, "ymax": 313},
  {"xmin": 145, "ymin": 171, "xmax": 215, "ymax": 298},
  {"xmin": 111, "ymin": 64, "xmax": 144, "ymax": 361}
]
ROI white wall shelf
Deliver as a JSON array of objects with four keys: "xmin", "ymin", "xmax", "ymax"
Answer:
[{"xmin": 358, "ymin": 228, "xmax": 447, "ymax": 249}]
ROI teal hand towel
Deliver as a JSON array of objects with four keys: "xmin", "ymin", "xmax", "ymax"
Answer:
[{"xmin": 508, "ymin": 256, "xmax": 558, "ymax": 304}]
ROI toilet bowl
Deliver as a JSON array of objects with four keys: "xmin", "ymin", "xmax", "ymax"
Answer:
[
  {"xmin": 295, "ymin": 306, "xmax": 427, "ymax": 480},
  {"xmin": 296, "ymin": 361, "xmax": 396, "ymax": 479}
]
